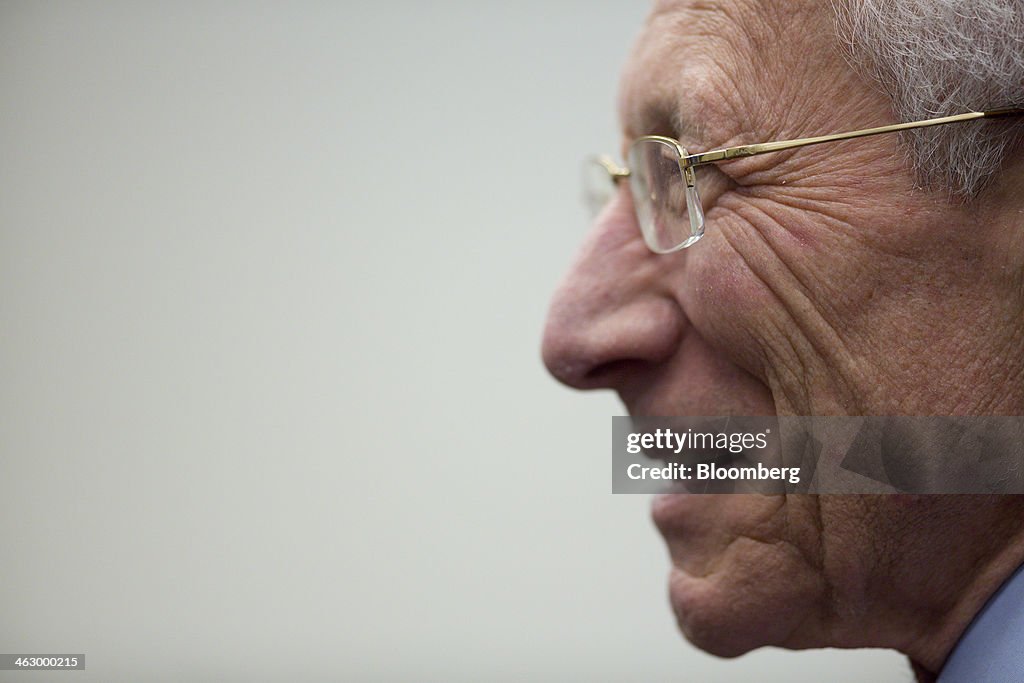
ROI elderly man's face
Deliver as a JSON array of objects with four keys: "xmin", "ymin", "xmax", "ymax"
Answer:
[{"xmin": 543, "ymin": 0, "xmax": 1024, "ymax": 660}]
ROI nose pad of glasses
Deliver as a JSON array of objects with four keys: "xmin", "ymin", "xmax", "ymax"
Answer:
[{"xmin": 676, "ymin": 181, "xmax": 706, "ymax": 250}]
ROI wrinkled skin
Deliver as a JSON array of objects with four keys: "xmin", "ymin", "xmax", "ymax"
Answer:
[{"xmin": 541, "ymin": 0, "xmax": 1024, "ymax": 678}]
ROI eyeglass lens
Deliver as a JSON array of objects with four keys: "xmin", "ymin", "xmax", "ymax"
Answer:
[{"xmin": 628, "ymin": 138, "xmax": 705, "ymax": 252}]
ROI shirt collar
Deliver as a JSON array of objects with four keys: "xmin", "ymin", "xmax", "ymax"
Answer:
[{"xmin": 938, "ymin": 561, "xmax": 1024, "ymax": 682}]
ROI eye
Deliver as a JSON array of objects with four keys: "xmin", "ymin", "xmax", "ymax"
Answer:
[{"xmin": 694, "ymin": 163, "xmax": 737, "ymax": 213}]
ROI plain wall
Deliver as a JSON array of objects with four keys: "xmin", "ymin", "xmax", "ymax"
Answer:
[{"xmin": 0, "ymin": 2, "xmax": 908, "ymax": 680}]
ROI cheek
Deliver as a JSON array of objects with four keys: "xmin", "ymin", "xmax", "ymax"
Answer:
[
  {"xmin": 677, "ymin": 191, "xmax": 883, "ymax": 383},
  {"xmin": 675, "ymin": 216, "xmax": 787, "ymax": 380}
]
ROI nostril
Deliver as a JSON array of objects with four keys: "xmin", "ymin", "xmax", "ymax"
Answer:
[
  {"xmin": 581, "ymin": 358, "xmax": 649, "ymax": 387},
  {"xmin": 543, "ymin": 342, "xmax": 666, "ymax": 391}
]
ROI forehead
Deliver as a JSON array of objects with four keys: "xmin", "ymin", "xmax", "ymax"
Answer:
[{"xmin": 618, "ymin": 0, "xmax": 829, "ymax": 145}]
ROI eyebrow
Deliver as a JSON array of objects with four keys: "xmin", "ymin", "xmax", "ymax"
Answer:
[
  {"xmin": 670, "ymin": 108, "xmax": 705, "ymax": 148},
  {"xmin": 626, "ymin": 95, "xmax": 706, "ymax": 149}
]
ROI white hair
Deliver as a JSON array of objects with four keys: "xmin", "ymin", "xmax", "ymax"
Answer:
[{"xmin": 834, "ymin": 0, "xmax": 1024, "ymax": 197}]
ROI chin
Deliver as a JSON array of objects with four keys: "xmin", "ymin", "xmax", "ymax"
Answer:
[
  {"xmin": 653, "ymin": 493, "xmax": 826, "ymax": 657},
  {"xmin": 668, "ymin": 566, "xmax": 769, "ymax": 658}
]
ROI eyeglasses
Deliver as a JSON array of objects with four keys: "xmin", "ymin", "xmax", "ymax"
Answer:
[{"xmin": 585, "ymin": 107, "xmax": 1024, "ymax": 253}]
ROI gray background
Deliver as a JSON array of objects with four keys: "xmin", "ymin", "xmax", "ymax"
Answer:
[{"xmin": 0, "ymin": 2, "xmax": 906, "ymax": 680}]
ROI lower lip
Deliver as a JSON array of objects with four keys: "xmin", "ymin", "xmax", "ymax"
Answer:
[{"xmin": 651, "ymin": 491, "xmax": 694, "ymax": 528}]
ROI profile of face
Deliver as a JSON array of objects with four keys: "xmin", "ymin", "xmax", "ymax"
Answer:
[{"xmin": 543, "ymin": 0, "xmax": 1024, "ymax": 666}]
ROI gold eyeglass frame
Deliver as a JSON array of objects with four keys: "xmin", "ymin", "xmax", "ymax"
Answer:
[{"xmin": 594, "ymin": 107, "xmax": 1024, "ymax": 252}]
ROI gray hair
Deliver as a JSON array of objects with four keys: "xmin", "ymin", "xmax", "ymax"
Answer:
[{"xmin": 834, "ymin": 0, "xmax": 1024, "ymax": 197}]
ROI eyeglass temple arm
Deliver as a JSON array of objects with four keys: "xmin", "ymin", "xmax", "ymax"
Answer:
[
  {"xmin": 595, "ymin": 155, "xmax": 631, "ymax": 181},
  {"xmin": 684, "ymin": 108, "xmax": 1024, "ymax": 167}
]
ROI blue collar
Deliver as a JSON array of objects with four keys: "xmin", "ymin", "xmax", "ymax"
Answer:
[{"xmin": 938, "ymin": 561, "xmax": 1024, "ymax": 682}]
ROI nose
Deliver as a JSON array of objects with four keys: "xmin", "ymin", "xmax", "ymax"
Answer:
[{"xmin": 542, "ymin": 195, "xmax": 686, "ymax": 390}]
